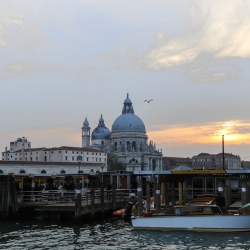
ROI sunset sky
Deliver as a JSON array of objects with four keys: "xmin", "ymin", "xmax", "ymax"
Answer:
[{"xmin": 1, "ymin": 0, "xmax": 250, "ymax": 159}]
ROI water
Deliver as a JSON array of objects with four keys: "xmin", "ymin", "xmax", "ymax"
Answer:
[{"xmin": 1, "ymin": 218, "xmax": 250, "ymax": 249}]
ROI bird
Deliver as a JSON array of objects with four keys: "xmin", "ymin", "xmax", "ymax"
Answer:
[{"xmin": 144, "ymin": 99, "xmax": 153, "ymax": 103}]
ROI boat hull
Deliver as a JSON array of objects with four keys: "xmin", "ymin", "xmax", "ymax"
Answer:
[{"xmin": 131, "ymin": 215, "xmax": 250, "ymax": 232}]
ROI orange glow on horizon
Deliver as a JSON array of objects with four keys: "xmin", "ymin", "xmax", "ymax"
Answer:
[{"xmin": 148, "ymin": 120, "xmax": 250, "ymax": 146}]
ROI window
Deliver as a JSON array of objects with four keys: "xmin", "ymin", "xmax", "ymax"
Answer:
[
  {"xmin": 28, "ymin": 144, "xmax": 29, "ymax": 146},
  {"xmin": 66, "ymin": 151, "xmax": 67, "ymax": 153},
  {"xmin": 87, "ymin": 158, "xmax": 88, "ymax": 161},
  {"xmin": 99, "ymin": 153, "xmax": 101, "ymax": 155},
  {"xmin": 11, "ymin": 155, "xmax": 12, "ymax": 158},
  {"xmin": 15, "ymin": 158, "xmax": 17, "ymax": 160},
  {"xmin": 51, "ymin": 151, "xmax": 53, "ymax": 153},
  {"xmin": 101, "ymin": 141, "xmax": 104, "ymax": 145},
  {"xmin": 61, "ymin": 170, "xmax": 66, "ymax": 174},
  {"xmin": 65, "ymin": 156, "xmax": 68, "ymax": 160},
  {"xmin": 41, "ymin": 170, "xmax": 46, "ymax": 174},
  {"xmin": 99, "ymin": 158, "xmax": 101, "ymax": 162},
  {"xmin": 30, "ymin": 157, "xmax": 32, "ymax": 161},
  {"xmin": 81, "ymin": 152, "xmax": 82, "ymax": 154},
  {"xmin": 0, "ymin": 170, "xmax": 3, "ymax": 174},
  {"xmin": 92, "ymin": 153, "xmax": 94, "ymax": 155},
  {"xmin": 25, "ymin": 157, "xmax": 27, "ymax": 160},
  {"xmin": 96, "ymin": 158, "xmax": 97, "ymax": 162},
  {"xmin": 72, "ymin": 151, "xmax": 74, "ymax": 154},
  {"xmin": 36, "ymin": 152, "xmax": 38, "ymax": 154},
  {"xmin": 96, "ymin": 153, "xmax": 97, "ymax": 155},
  {"xmin": 20, "ymin": 170, "xmax": 25, "ymax": 174},
  {"xmin": 36, "ymin": 157, "xmax": 38, "ymax": 160},
  {"xmin": 44, "ymin": 156, "xmax": 47, "ymax": 161},
  {"xmin": 72, "ymin": 157, "xmax": 74, "ymax": 161},
  {"xmin": 104, "ymin": 158, "xmax": 106, "ymax": 162},
  {"xmin": 59, "ymin": 151, "xmax": 61, "ymax": 153},
  {"xmin": 77, "ymin": 152, "xmax": 78, "ymax": 154},
  {"xmin": 87, "ymin": 152, "xmax": 89, "ymax": 155}
]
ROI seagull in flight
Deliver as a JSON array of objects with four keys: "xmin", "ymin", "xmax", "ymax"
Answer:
[{"xmin": 144, "ymin": 99, "xmax": 153, "ymax": 103}]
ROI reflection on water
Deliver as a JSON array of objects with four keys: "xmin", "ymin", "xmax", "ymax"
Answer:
[{"xmin": 1, "ymin": 218, "xmax": 250, "ymax": 249}]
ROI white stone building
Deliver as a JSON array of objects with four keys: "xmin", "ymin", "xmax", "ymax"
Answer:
[{"xmin": 82, "ymin": 94, "xmax": 163, "ymax": 172}]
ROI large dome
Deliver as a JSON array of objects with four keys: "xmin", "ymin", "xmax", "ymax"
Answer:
[
  {"xmin": 111, "ymin": 94, "xmax": 146, "ymax": 132},
  {"xmin": 91, "ymin": 115, "xmax": 111, "ymax": 140},
  {"xmin": 112, "ymin": 113, "xmax": 145, "ymax": 132}
]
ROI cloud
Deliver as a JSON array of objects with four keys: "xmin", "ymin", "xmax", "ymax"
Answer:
[
  {"xmin": 147, "ymin": 120, "xmax": 250, "ymax": 146},
  {"xmin": 139, "ymin": 0, "xmax": 250, "ymax": 80}
]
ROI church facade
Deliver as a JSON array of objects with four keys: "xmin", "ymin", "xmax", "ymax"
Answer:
[{"xmin": 82, "ymin": 94, "xmax": 163, "ymax": 172}]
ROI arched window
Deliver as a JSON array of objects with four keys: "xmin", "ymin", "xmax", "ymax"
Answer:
[
  {"xmin": 115, "ymin": 142, "xmax": 117, "ymax": 151},
  {"xmin": 78, "ymin": 170, "xmax": 83, "ymax": 174},
  {"xmin": 0, "ymin": 169, "xmax": 3, "ymax": 174},
  {"xmin": 129, "ymin": 158, "xmax": 138, "ymax": 163},
  {"xmin": 60, "ymin": 170, "xmax": 66, "ymax": 174},
  {"xmin": 20, "ymin": 170, "xmax": 25, "ymax": 174},
  {"xmin": 41, "ymin": 170, "xmax": 46, "ymax": 174},
  {"xmin": 44, "ymin": 156, "xmax": 47, "ymax": 161},
  {"xmin": 132, "ymin": 141, "xmax": 136, "ymax": 151}
]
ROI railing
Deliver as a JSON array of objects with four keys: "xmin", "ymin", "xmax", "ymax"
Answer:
[{"xmin": 16, "ymin": 187, "xmax": 242, "ymax": 207}]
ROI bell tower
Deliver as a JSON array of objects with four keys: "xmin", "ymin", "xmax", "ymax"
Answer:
[{"xmin": 82, "ymin": 117, "xmax": 91, "ymax": 147}]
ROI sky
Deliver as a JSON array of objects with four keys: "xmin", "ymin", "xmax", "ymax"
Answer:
[{"xmin": 1, "ymin": 0, "xmax": 250, "ymax": 159}]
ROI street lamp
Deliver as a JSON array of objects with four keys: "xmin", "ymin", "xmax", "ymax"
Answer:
[{"xmin": 77, "ymin": 155, "xmax": 82, "ymax": 190}]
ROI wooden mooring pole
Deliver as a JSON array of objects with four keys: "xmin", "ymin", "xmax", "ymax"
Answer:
[
  {"xmin": 171, "ymin": 182, "xmax": 176, "ymax": 207},
  {"xmin": 164, "ymin": 182, "xmax": 170, "ymax": 208},
  {"xmin": 90, "ymin": 182, "xmax": 95, "ymax": 219},
  {"xmin": 112, "ymin": 182, "xmax": 116, "ymax": 211}
]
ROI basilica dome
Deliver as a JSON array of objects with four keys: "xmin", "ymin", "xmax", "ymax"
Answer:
[
  {"xmin": 92, "ymin": 115, "xmax": 111, "ymax": 140},
  {"xmin": 111, "ymin": 94, "xmax": 146, "ymax": 132}
]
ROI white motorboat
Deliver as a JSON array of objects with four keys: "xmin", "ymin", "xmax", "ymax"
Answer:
[{"xmin": 131, "ymin": 195, "xmax": 250, "ymax": 232}]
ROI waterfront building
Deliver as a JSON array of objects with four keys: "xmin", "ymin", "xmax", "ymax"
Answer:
[{"xmin": 192, "ymin": 152, "xmax": 241, "ymax": 170}]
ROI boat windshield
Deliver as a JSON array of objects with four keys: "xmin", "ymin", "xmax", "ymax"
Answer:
[{"xmin": 175, "ymin": 206, "xmax": 222, "ymax": 215}]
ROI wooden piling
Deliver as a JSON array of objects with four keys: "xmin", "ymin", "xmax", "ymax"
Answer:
[
  {"xmin": 178, "ymin": 182, "xmax": 183, "ymax": 205},
  {"xmin": 183, "ymin": 182, "xmax": 186, "ymax": 205},
  {"xmin": 146, "ymin": 182, "xmax": 150, "ymax": 212},
  {"xmin": 75, "ymin": 190, "xmax": 82, "ymax": 220},
  {"xmin": 161, "ymin": 182, "xmax": 165, "ymax": 205},
  {"xmin": 0, "ymin": 176, "xmax": 10, "ymax": 220},
  {"xmin": 100, "ymin": 182, "xmax": 104, "ymax": 215},
  {"xmin": 112, "ymin": 182, "xmax": 116, "ymax": 211},
  {"xmin": 90, "ymin": 182, "xmax": 95, "ymax": 219},
  {"xmin": 137, "ymin": 178, "xmax": 143, "ymax": 215},
  {"xmin": 170, "ymin": 182, "xmax": 176, "ymax": 207},
  {"xmin": 164, "ymin": 182, "xmax": 169, "ymax": 208}
]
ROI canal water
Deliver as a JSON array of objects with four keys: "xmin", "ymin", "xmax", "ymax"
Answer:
[{"xmin": 1, "ymin": 218, "xmax": 250, "ymax": 249}]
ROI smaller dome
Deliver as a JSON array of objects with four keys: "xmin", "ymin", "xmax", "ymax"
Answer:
[
  {"xmin": 83, "ymin": 118, "xmax": 89, "ymax": 126},
  {"xmin": 17, "ymin": 137, "xmax": 22, "ymax": 142},
  {"xmin": 92, "ymin": 115, "xmax": 111, "ymax": 140}
]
